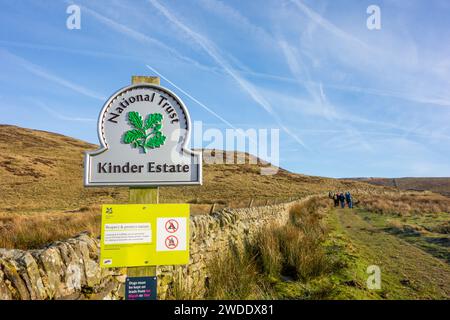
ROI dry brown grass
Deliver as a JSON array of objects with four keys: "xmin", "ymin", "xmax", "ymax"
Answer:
[
  {"xmin": 256, "ymin": 199, "xmax": 330, "ymax": 281},
  {"xmin": 0, "ymin": 125, "xmax": 384, "ymax": 249},
  {"xmin": 203, "ymin": 198, "xmax": 331, "ymax": 299},
  {"xmin": 0, "ymin": 207, "xmax": 100, "ymax": 249},
  {"xmin": 0, "ymin": 125, "xmax": 382, "ymax": 216},
  {"xmin": 357, "ymin": 192, "xmax": 450, "ymax": 215},
  {"xmin": 349, "ymin": 177, "xmax": 450, "ymax": 197},
  {"xmin": 280, "ymin": 225, "xmax": 328, "ymax": 281},
  {"xmin": 204, "ymin": 249, "xmax": 274, "ymax": 300},
  {"xmin": 254, "ymin": 222, "xmax": 284, "ymax": 277}
]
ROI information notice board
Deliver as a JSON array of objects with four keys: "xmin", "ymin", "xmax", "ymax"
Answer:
[{"xmin": 100, "ymin": 204, "xmax": 189, "ymax": 268}]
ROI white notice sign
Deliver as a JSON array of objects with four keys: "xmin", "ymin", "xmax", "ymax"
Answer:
[
  {"xmin": 156, "ymin": 217, "xmax": 187, "ymax": 251},
  {"xmin": 104, "ymin": 223, "xmax": 152, "ymax": 245}
]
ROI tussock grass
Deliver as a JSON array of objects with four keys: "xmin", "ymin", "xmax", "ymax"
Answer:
[
  {"xmin": 0, "ymin": 208, "xmax": 100, "ymax": 249},
  {"xmin": 256, "ymin": 200, "xmax": 329, "ymax": 281},
  {"xmin": 204, "ymin": 249, "xmax": 273, "ymax": 300},
  {"xmin": 357, "ymin": 192, "xmax": 450, "ymax": 215},
  {"xmin": 351, "ymin": 177, "xmax": 450, "ymax": 197},
  {"xmin": 205, "ymin": 198, "xmax": 332, "ymax": 299},
  {"xmin": 165, "ymin": 270, "xmax": 201, "ymax": 300},
  {"xmin": 254, "ymin": 224, "xmax": 283, "ymax": 277}
]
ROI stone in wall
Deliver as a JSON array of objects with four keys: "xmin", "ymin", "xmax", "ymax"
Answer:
[{"xmin": 0, "ymin": 233, "xmax": 126, "ymax": 300}]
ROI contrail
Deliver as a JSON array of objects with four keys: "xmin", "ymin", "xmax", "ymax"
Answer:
[
  {"xmin": 147, "ymin": 0, "xmax": 308, "ymax": 149},
  {"xmin": 73, "ymin": 1, "xmax": 215, "ymax": 74},
  {"xmin": 288, "ymin": 0, "xmax": 368, "ymax": 48},
  {"xmin": 34, "ymin": 101, "xmax": 96, "ymax": 122},
  {"xmin": 146, "ymin": 64, "xmax": 236, "ymax": 130},
  {"xmin": 0, "ymin": 48, "xmax": 106, "ymax": 101}
]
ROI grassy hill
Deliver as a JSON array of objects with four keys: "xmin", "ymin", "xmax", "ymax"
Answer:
[
  {"xmin": 0, "ymin": 125, "xmax": 127, "ymax": 214},
  {"xmin": 347, "ymin": 177, "xmax": 450, "ymax": 197},
  {"xmin": 0, "ymin": 124, "xmax": 381, "ymax": 215},
  {"xmin": 0, "ymin": 124, "xmax": 384, "ymax": 249}
]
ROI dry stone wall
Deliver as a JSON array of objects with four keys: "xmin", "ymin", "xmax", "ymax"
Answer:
[{"xmin": 0, "ymin": 197, "xmax": 314, "ymax": 300}]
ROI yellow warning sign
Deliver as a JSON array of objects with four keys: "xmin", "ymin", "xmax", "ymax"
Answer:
[{"xmin": 100, "ymin": 204, "xmax": 189, "ymax": 268}]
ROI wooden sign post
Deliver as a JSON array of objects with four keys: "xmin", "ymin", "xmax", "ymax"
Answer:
[{"xmin": 127, "ymin": 76, "xmax": 160, "ymax": 279}]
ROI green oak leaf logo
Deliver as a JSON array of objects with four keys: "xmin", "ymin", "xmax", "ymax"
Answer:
[{"xmin": 123, "ymin": 111, "xmax": 166, "ymax": 153}]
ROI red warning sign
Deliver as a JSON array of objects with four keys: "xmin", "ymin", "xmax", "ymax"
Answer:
[
  {"xmin": 165, "ymin": 235, "xmax": 179, "ymax": 249},
  {"xmin": 165, "ymin": 219, "xmax": 179, "ymax": 233}
]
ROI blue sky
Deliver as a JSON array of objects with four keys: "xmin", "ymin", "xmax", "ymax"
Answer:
[{"xmin": 1, "ymin": 0, "xmax": 450, "ymax": 178}]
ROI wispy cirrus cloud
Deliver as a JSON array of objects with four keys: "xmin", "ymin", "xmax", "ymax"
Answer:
[
  {"xmin": 286, "ymin": 0, "xmax": 450, "ymax": 107},
  {"xmin": 66, "ymin": 1, "xmax": 218, "ymax": 74},
  {"xmin": 276, "ymin": 39, "xmax": 374, "ymax": 152},
  {"xmin": 288, "ymin": 0, "xmax": 368, "ymax": 48},
  {"xmin": 2, "ymin": 0, "xmax": 449, "ymax": 177},
  {"xmin": 0, "ymin": 39, "xmax": 138, "ymax": 61},
  {"xmin": 195, "ymin": 0, "xmax": 450, "ymax": 108},
  {"xmin": 0, "ymin": 49, "xmax": 106, "ymax": 101},
  {"xmin": 197, "ymin": 0, "xmax": 274, "ymax": 45},
  {"xmin": 147, "ymin": 0, "xmax": 308, "ymax": 148},
  {"xmin": 34, "ymin": 100, "xmax": 96, "ymax": 122},
  {"xmin": 146, "ymin": 64, "xmax": 237, "ymax": 130}
]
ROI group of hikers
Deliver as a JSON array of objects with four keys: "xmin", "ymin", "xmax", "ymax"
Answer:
[{"xmin": 329, "ymin": 191, "xmax": 353, "ymax": 209}]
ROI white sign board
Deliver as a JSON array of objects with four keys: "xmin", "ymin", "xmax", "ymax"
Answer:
[
  {"xmin": 84, "ymin": 83, "xmax": 202, "ymax": 186},
  {"xmin": 103, "ymin": 223, "xmax": 152, "ymax": 245}
]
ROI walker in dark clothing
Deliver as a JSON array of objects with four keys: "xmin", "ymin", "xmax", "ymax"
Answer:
[
  {"xmin": 339, "ymin": 193, "xmax": 345, "ymax": 208},
  {"xmin": 333, "ymin": 194, "xmax": 339, "ymax": 207},
  {"xmin": 345, "ymin": 192, "xmax": 353, "ymax": 209}
]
